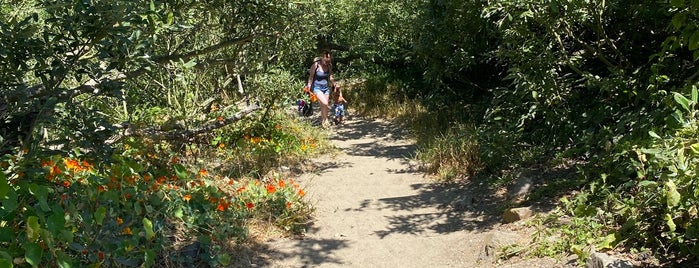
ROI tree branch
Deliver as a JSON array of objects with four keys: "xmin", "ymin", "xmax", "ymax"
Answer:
[{"xmin": 106, "ymin": 104, "xmax": 261, "ymax": 145}]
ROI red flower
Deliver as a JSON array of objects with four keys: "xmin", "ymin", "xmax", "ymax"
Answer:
[
  {"xmin": 245, "ymin": 202, "xmax": 254, "ymax": 209},
  {"xmin": 266, "ymin": 183, "xmax": 276, "ymax": 194}
]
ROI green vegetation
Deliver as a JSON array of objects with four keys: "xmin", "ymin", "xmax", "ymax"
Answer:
[{"xmin": 2, "ymin": 0, "xmax": 699, "ymax": 266}]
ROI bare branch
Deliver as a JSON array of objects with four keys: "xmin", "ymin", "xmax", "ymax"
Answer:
[{"xmin": 106, "ymin": 104, "xmax": 261, "ymax": 145}]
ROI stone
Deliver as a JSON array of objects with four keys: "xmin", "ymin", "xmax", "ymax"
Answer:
[
  {"xmin": 503, "ymin": 207, "xmax": 535, "ymax": 223},
  {"xmin": 586, "ymin": 252, "xmax": 635, "ymax": 268},
  {"xmin": 477, "ymin": 231, "xmax": 523, "ymax": 264}
]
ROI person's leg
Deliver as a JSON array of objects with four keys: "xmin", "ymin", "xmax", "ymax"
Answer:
[{"xmin": 314, "ymin": 89, "xmax": 330, "ymax": 126}]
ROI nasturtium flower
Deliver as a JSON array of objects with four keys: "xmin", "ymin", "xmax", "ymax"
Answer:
[
  {"xmin": 199, "ymin": 168, "xmax": 208, "ymax": 177},
  {"xmin": 286, "ymin": 202, "xmax": 292, "ymax": 209},
  {"xmin": 64, "ymin": 158, "xmax": 80, "ymax": 171},
  {"xmin": 266, "ymin": 184, "xmax": 276, "ymax": 194},
  {"xmin": 116, "ymin": 217, "xmax": 124, "ymax": 225},
  {"xmin": 245, "ymin": 202, "xmax": 254, "ymax": 209},
  {"xmin": 122, "ymin": 227, "xmax": 132, "ymax": 235},
  {"xmin": 278, "ymin": 180, "xmax": 285, "ymax": 188},
  {"xmin": 298, "ymin": 189, "xmax": 305, "ymax": 197},
  {"xmin": 183, "ymin": 194, "xmax": 191, "ymax": 202}
]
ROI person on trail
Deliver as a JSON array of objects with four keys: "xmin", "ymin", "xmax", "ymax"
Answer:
[
  {"xmin": 332, "ymin": 87, "xmax": 347, "ymax": 125},
  {"xmin": 305, "ymin": 48, "xmax": 338, "ymax": 128}
]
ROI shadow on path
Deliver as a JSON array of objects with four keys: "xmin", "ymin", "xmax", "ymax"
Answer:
[{"xmin": 373, "ymin": 179, "xmax": 505, "ymax": 238}]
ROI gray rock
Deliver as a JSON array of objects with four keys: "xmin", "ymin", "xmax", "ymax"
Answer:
[
  {"xmin": 586, "ymin": 252, "xmax": 635, "ymax": 268},
  {"xmin": 477, "ymin": 231, "xmax": 523, "ymax": 264}
]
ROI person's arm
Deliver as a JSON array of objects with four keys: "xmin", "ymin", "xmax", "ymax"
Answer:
[
  {"xmin": 329, "ymin": 64, "xmax": 338, "ymax": 91},
  {"xmin": 306, "ymin": 62, "xmax": 317, "ymax": 90}
]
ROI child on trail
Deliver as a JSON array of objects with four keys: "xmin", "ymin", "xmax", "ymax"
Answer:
[{"xmin": 332, "ymin": 85, "xmax": 347, "ymax": 125}]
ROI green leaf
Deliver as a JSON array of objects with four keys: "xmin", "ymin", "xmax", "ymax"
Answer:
[
  {"xmin": 56, "ymin": 251, "xmax": 73, "ymax": 268},
  {"xmin": 596, "ymin": 233, "xmax": 616, "ymax": 250},
  {"xmin": 27, "ymin": 216, "xmax": 40, "ymax": 242},
  {"xmin": 173, "ymin": 164, "xmax": 188, "ymax": 180},
  {"xmin": 217, "ymin": 253, "xmax": 232, "ymax": 266},
  {"xmin": 174, "ymin": 207, "xmax": 183, "ymax": 218},
  {"xmin": 671, "ymin": 0, "xmax": 685, "ymax": 8},
  {"xmin": 666, "ymin": 213, "xmax": 677, "ymax": 232},
  {"xmin": 47, "ymin": 210, "xmax": 66, "ymax": 234},
  {"xmin": 689, "ymin": 30, "xmax": 699, "ymax": 51},
  {"xmin": 0, "ymin": 251, "xmax": 13, "ymax": 268},
  {"xmin": 143, "ymin": 217, "xmax": 155, "ymax": 240},
  {"xmin": 692, "ymin": 86, "xmax": 698, "ymax": 103},
  {"xmin": 144, "ymin": 249, "xmax": 156, "ymax": 268},
  {"xmin": 673, "ymin": 92, "xmax": 690, "ymax": 112},
  {"xmin": 0, "ymin": 171, "xmax": 8, "ymax": 200},
  {"xmin": 25, "ymin": 242, "xmax": 43, "ymax": 268},
  {"xmin": 648, "ymin": 131, "xmax": 661, "ymax": 139},
  {"xmin": 672, "ymin": 13, "xmax": 686, "ymax": 30},
  {"xmin": 665, "ymin": 180, "xmax": 681, "ymax": 208},
  {"xmin": 28, "ymin": 184, "xmax": 50, "ymax": 212},
  {"xmin": 94, "ymin": 206, "xmax": 107, "ymax": 225},
  {"xmin": 0, "ymin": 227, "xmax": 11, "ymax": 242},
  {"xmin": 638, "ymin": 181, "xmax": 658, "ymax": 188}
]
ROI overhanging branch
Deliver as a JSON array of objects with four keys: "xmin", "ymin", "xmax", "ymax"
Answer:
[{"xmin": 106, "ymin": 104, "xmax": 261, "ymax": 145}]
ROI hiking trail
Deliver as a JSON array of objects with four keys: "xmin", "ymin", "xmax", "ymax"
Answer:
[{"xmin": 248, "ymin": 117, "xmax": 567, "ymax": 267}]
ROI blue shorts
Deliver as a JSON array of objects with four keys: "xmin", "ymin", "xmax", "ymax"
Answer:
[
  {"xmin": 333, "ymin": 104, "xmax": 345, "ymax": 117},
  {"xmin": 313, "ymin": 85, "xmax": 330, "ymax": 95}
]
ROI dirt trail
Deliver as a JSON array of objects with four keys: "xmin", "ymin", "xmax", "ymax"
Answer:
[{"xmin": 253, "ymin": 117, "xmax": 563, "ymax": 268}]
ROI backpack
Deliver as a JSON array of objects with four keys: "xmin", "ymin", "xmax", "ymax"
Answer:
[{"xmin": 297, "ymin": 99, "xmax": 312, "ymax": 116}]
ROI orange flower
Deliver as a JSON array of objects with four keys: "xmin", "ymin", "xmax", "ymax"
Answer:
[
  {"xmin": 251, "ymin": 137, "xmax": 262, "ymax": 143},
  {"xmin": 286, "ymin": 202, "xmax": 292, "ymax": 209},
  {"xmin": 298, "ymin": 189, "xmax": 305, "ymax": 197},
  {"xmin": 217, "ymin": 204, "xmax": 225, "ymax": 211},
  {"xmin": 277, "ymin": 180, "xmax": 285, "ymax": 188},
  {"xmin": 266, "ymin": 183, "xmax": 276, "ymax": 194},
  {"xmin": 122, "ymin": 227, "xmax": 132, "ymax": 235},
  {"xmin": 228, "ymin": 179, "xmax": 236, "ymax": 185},
  {"xmin": 49, "ymin": 165, "xmax": 61, "ymax": 178},
  {"xmin": 236, "ymin": 186, "xmax": 246, "ymax": 193},
  {"xmin": 218, "ymin": 143, "xmax": 225, "ymax": 149},
  {"xmin": 244, "ymin": 134, "xmax": 250, "ymax": 140},
  {"xmin": 275, "ymin": 124, "xmax": 281, "ymax": 130},
  {"xmin": 156, "ymin": 176, "xmax": 167, "ymax": 184},
  {"xmin": 190, "ymin": 181, "xmax": 197, "ymax": 188},
  {"xmin": 170, "ymin": 156, "xmax": 179, "ymax": 164},
  {"xmin": 116, "ymin": 217, "xmax": 124, "ymax": 225},
  {"xmin": 143, "ymin": 174, "xmax": 151, "ymax": 182},
  {"xmin": 199, "ymin": 168, "xmax": 208, "ymax": 177},
  {"xmin": 245, "ymin": 202, "xmax": 254, "ymax": 209},
  {"xmin": 97, "ymin": 185, "xmax": 106, "ymax": 192},
  {"xmin": 217, "ymin": 116, "xmax": 224, "ymax": 122},
  {"xmin": 41, "ymin": 160, "xmax": 54, "ymax": 167},
  {"xmin": 81, "ymin": 160, "xmax": 92, "ymax": 170},
  {"xmin": 183, "ymin": 194, "xmax": 191, "ymax": 202},
  {"xmin": 64, "ymin": 158, "xmax": 81, "ymax": 171},
  {"xmin": 62, "ymin": 180, "xmax": 71, "ymax": 187}
]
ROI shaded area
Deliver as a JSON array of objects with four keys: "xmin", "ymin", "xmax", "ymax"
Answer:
[
  {"xmin": 231, "ymin": 238, "xmax": 351, "ymax": 267},
  {"xmin": 373, "ymin": 180, "xmax": 505, "ymax": 239}
]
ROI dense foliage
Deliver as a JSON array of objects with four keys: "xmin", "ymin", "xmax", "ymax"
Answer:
[
  {"xmin": 324, "ymin": 0, "xmax": 699, "ymax": 264},
  {"xmin": 3, "ymin": 0, "xmax": 699, "ymax": 266},
  {"xmin": 0, "ymin": 0, "xmax": 329, "ymax": 266}
]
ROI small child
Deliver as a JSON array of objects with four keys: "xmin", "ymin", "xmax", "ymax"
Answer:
[{"xmin": 332, "ymin": 86, "xmax": 347, "ymax": 125}]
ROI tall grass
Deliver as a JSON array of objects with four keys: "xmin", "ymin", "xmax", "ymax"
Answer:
[{"xmin": 344, "ymin": 71, "xmax": 483, "ymax": 181}]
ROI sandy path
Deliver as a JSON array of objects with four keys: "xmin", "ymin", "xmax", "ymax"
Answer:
[{"xmin": 254, "ymin": 118, "xmax": 561, "ymax": 268}]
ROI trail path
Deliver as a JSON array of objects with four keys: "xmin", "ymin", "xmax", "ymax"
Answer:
[{"xmin": 253, "ymin": 117, "xmax": 564, "ymax": 268}]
